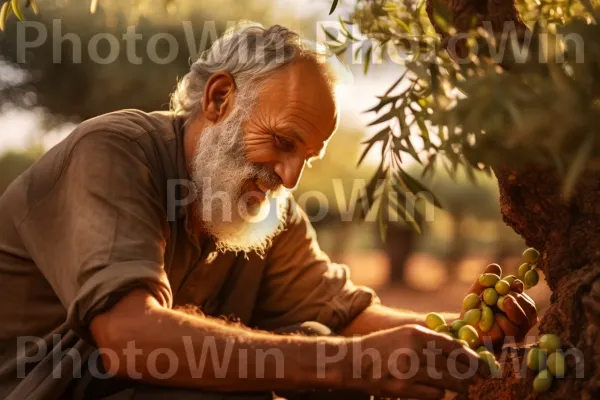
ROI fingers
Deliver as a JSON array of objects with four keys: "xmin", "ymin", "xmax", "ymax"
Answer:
[
  {"xmin": 503, "ymin": 295, "xmax": 530, "ymax": 329},
  {"xmin": 496, "ymin": 291, "xmax": 537, "ymax": 344},
  {"xmin": 495, "ymin": 313, "xmax": 520, "ymax": 339},
  {"xmin": 426, "ymin": 332, "xmax": 479, "ymax": 360},
  {"xmin": 484, "ymin": 263, "xmax": 502, "ymax": 276},
  {"xmin": 511, "ymin": 279, "xmax": 524, "ymax": 294},
  {"xmin": 519, "ymin": 291, "xmax": 535, "ymax": 307},
  {"xmin": 410, "ymin": 328, "xmax": 488, "ymax": 378},
  {"xmin": 513, "ymin": 293, "xmax": 538, "ymax": 325},
  {"xmin": 476, "ymin": 321, "xmax": 504, "ymax": 348},
  {"xmin": 424, "ymin": 334, "xmax": 489, "ymax": 378}
]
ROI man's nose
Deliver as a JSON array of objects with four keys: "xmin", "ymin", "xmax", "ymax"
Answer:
[{"xmin": 274, "ymin": 156, "xmax": 305, "ymax": 189}]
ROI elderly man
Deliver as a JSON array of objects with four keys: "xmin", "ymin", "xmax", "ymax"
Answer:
[{"xmin": 0, "ymin": 24, "xmax": 537, "ymax": 400}]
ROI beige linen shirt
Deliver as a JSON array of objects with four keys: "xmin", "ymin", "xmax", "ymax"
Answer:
[{"xmin": 0, "ymin": 110, "xmax": 378, "ymax": 399}]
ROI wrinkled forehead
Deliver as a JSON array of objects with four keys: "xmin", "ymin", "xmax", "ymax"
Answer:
[{"xmin": 254, "ymin": 57, "xmax": 339, "ymax": 141}]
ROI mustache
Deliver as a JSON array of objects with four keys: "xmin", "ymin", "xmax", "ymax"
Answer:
[{"xmin": 252, "ymin": 163, "xmax": 282, "ymax": 190}]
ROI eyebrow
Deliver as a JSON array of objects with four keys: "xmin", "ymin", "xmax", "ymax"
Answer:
[
  {"xmin": 286, "ymin": 130, "xmax": 323, "ymax": 159},
  {"xmin": 287, "ymin": 130, "xmax": 306, "ymax": 146},
  {"xmin": 290, "ymin": 131, "xmax": 325, "ymax": 160}
]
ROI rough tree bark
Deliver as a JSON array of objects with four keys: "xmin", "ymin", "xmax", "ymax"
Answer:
[
  {"xmin": 481, "ymin": 166, "xmax": 600, "ymax": 399},
  {"xmin": 423, "ymin": 0, "xmax": 600, "ymax": 398}
]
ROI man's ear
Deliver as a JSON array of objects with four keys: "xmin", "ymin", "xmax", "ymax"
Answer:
[{"xmin": 202, "ymin": 72, "xmax": 236, "ymax": 122}]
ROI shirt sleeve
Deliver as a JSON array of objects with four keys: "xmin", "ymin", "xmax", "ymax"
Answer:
[
  {"xmin": 252, "ymin": 199, "xmax": 380, "ymax": 332},
  {"xmin": 17, "ymin": 130, "xmax": 173, "ymax": 339}
]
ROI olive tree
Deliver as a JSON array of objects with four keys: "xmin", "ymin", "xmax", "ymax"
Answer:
[{"xmin": 326, "ymin": 0, "xmax": 600, "ymax": 397}]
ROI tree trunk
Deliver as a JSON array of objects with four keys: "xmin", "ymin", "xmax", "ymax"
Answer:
[
  {"xmin": 386, "ymin": 222, "xmax": 417, "ymax": 285},
  {"xmin": 422, "ymin": 0, "xmax": 600, "ymax": 397},
  {"xmin": 459, "ymin": 166, "xmax": 600, "ymax": 399}
]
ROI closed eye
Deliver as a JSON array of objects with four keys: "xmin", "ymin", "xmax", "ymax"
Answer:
[{"xmin": 272, "ymin": 134, "xmax": 296, "ymax": 152}]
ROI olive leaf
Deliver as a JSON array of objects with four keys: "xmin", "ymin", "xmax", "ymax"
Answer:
[
  {"xmin": 358, "ymin": 127, "xmax": 391, "ymax": 166},
  {"xmin": 395, "ymin": 169, "xmax": 443, "ymax": 208},
  {"xmin": 329, "ymin": 0, "xmax": 339, "ymax": 15},
  {"xmin": 338, "ymin": 16, "xmax": 358, "ymax": 41},
  {"xmin": 321, "ymin": 25, "xmax": 342, "ymax": 44},
  {"xmin": 355, "ymin": 163, "xmax": 387, "ymax": 219},
  {"xmin": 390, "ymin": 183, "xmax": 424, "ymax": 234},
  {"xmin": 363, "ymin": 45, "xmax": 372, "ymax": 75}
]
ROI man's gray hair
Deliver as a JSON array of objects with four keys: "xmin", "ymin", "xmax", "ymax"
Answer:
[{"xmin": 170, "ymin": 22, "xmax": 333, "ymax": 121}]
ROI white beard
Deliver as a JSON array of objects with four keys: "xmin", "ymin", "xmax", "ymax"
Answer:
[{"xmin": 189, "ymin": 91, "xmax": 289, "ymax": 257}]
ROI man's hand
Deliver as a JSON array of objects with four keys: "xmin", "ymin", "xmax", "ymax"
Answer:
[
  {"xmin": 345, "ymin": 325, "xmax": 490, "ymax": 399},
  {"xmin": 462, "ymin": 264, "xmax": 538, "ymax": 348}
]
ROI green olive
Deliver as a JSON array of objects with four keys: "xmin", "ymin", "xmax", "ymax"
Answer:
[
  {"xmin": 495, "ymin": 280, "xmax": 511, "ymax": 295},
  {"xmin": 479, "ymin": 306, "xmax": 494, "ymax": 332},
  {"xmin": 478, "ymin": 350, "xmax": 501, "ymax": 377},
  {"xmin": 523, "ymin": 247, "xmax": 540, "ymax": 263},
  {"xmin": 490, "ymin": 360, "xmax": 501, "ymax": 378},
  {"xmin": 425, "ymin": 313, "xmax": 446, "ymax": 330},
  {"xmin": 478, "ymin": 350, "xmax": 496, "ymax": 364},
  {"xmin": 527, "ymin": 348, "xmax": 547, "ymax": 371},
  {"xmin": 458, "ymin": 325, "xmax": 480, "ymax": 349},
  {"xmin": 517, "ymin": 263, "xmax": 531, "ymax": 280},
  {"xmin": 462, "ymin": 293, "xmax": 481, "ymax": 311},
  {"xmin": 524, "ymin": 269, "xmax": 540, "ymax": 288},
  {"xmin": 503, "ymin": 275, "xmax": 517, "ymax": 286},
  {"xmin": 455, "ymin": 339, "xmax": 469, "ymax": 347},
  {"xmin": 476, "ymin": 345, "xmax": 488, "ymax": 353},
  {"xmin": 464, "ymin": 309, "xmax": 482, "ymax": 326},
  {"xmin": 483, "ymin": 288, "xmax": 499, "ymax": 306},
  {"xmin": 546, "ymin": 352, "xmax": 566, "ymax": 378},
  {"xmin": 479, "ymin": 273, "xmax": 501, "ymax": 288},
  {"xmin": 497, "ymin": 295, "xmax": 506, "ymax": 312},
  {"xmin": 434, "ymin": 324, "xmax": 450, "ymax": 333},
  {"xmin": 451, "ymin": 320, "xmax": 467, "ymax": 333},
  {"xmin": 539, "ymin": 334, "xmax": 561, "ymax": 354},
  {"xmin": 533, "ymin": 369, "xmax": 553, "ymax": 393}
]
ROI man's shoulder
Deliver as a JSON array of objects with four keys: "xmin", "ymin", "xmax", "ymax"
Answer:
[
  {"xmin": 74, "ymin": 109, "xmax": 177, "ymax": 143},
  {"xmin": 5, "ymin": 110, "xmax": 180, "ymax": 207},
  {"xmin": 56, "ymin": 109, "xmax": 181, "ymax": 177}
]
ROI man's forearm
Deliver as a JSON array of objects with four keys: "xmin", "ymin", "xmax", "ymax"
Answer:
[
  {"xmin": 338, "ymin": 304, "xmax": 459, "ymax": 336},
  {"xmin": 92, "ymin": 290, "xmax": 348, "ymax": 392}
]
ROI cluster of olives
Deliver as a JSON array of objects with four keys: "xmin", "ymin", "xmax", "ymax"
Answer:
[
  {"xmin": 425, "ymin": 247, "xmax": 568, "ymax": 394},
  {"xmin": 518, "ymin": 248, "xmax": 541, "ymax": 289},
  {"xmin": 425, "ymin": 312, "xmax": 501, "ymax": 376},
  {"xmin": 527, "ymin": 334, "xmax": 566, "ymax": 393},
  {"xmin": 462, "ymin": 268, "xmax": 519, "ymax": 334}
]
